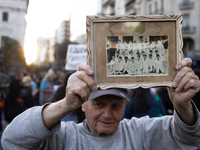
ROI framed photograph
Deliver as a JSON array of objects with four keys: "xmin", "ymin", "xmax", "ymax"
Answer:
[{"xmin": 86, "ymin": 15, "xmax": 183, "ymax": 89}]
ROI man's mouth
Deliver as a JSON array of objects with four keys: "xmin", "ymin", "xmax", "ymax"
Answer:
[{"xmin": 99, "ymin": 121, "xmax": 113, "ymax": 127}]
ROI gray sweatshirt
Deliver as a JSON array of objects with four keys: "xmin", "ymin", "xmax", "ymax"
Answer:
[{"xmin": 2, "ymin": 102, "xmax": 200, "ymax": 150}]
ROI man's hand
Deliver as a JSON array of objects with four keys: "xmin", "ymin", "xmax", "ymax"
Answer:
[
  {"xmin": 65, "ymin": 64, "xmax": 97, "ymax": 112},
  {"xmin": 167, "ymin": 58, "xmax": 200, "ymax": 125},
  {"xmin": 42, "ymin": 64, "xmax": 97, "ymax": 129}
]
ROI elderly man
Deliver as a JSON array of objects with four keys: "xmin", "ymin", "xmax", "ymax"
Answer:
[{"xmin": 1, "ymin": 58, "xmax": 200, "ymax": 149}]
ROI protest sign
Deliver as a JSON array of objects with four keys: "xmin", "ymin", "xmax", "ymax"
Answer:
[{"xmin": 65, "ymin": 44, "xmax": 86, "ymax": 70}]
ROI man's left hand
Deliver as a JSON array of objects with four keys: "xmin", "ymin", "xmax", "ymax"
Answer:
[{"xmin": 167, "ymin": 58, "xmax": 200, "ymax": 125}]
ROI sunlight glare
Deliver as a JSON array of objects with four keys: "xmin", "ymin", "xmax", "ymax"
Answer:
[{"xmin": 24, "ymin": 34, "xmax": 37, "ymax": 65}]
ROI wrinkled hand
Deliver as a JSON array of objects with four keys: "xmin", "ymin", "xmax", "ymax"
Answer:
[
  {"xmin": 65, "ymin": 64, "xmax": 97, "ymax": 111},
  {"xmin": 168, "ymin": 58, "xmax": 200, "ymax": 109}
]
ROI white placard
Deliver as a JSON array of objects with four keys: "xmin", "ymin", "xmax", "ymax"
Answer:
[{"xmin": 65, "ymin": 44, "xmax": 86, "ymax": 70}]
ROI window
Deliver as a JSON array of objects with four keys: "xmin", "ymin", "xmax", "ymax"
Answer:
[
  {"xmin": 161, "ymin": 0, "xmax": 164, "ymax": 11},
  {"xmin": 183, "ymin": 14, "xmax": 190, "ymax": 29},
  {"xmin": 2, "ymin": 12, "xmax": 8, "ymax": 22},
  {"xmin": 149, "ymin": 4, "xmax": 152, "ymax": 14},
  {"xmin": 155, "ymin": 1, "xmax": 158, "ymax": 13}
]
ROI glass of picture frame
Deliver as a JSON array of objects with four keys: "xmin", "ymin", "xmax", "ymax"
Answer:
[{"xmin": 86, "ymin": 15, "xmax": 183, "ymax": 90}]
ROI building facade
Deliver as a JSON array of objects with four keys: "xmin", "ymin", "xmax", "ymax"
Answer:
[
  {"xmin": 56, "ymin": 20, "xmax": 70, "ymax": 44},
  {"xmin": 102, "ymin": 0, "xmax": 200, "ymax": 63},
  {"xmin": 35, "ymin": 38, "xmax": 49, "ymax": 64},
  {"xmin": 0, "ymin": 0, "xmax": 29, "ymax": 47}
]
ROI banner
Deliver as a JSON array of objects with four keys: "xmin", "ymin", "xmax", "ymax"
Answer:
[{"xmin": 65, "ymin": 44, "xmax": 86, "ymax": 70}]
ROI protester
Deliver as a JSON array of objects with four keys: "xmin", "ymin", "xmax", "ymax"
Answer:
[
  {"xmin": 0, "ymin": 70, "xmax": 10, "ymax": 100},
  {"xmin": 123, "ymin": 88, "xmax": 166, "ymax": 119},
  {"xmin": 0, "ymin": 70, "xmax": 9, "ymax": 132},
  {"xmin": 4, "ymin": 79, "xmax": 22, "ymax": 123},
  {"xmin": 39, "ymin": 68, "xmax": 55, "ymax": 105},
  {"xmin": 1, "ymin": 58, "xmax": 200, "ymax": 149},
  {"xmin": 19, "ymin": 76, "xmax": 34, "ymax": 108},
  {"xmin": 50, "ymin": 72, "xmax": 85, "ymax": 123},
  {"xmin": 50, "ymin": 73, "xmax": 72, "ymax": 102},
  {"xmin": 0, "ymin": 93, "xmax": 4, "ymax": 132},
  {"xmin": 158, "ymin": 87, "xmax": 174, "ymax": 115},
  {"xmin": 15, "ymin": 70, "xmax": 39, "ymax": 96},
  {"xmin": 150, "ymin": 87, "xmax": 167, "ymax": 117},
  {"xmin": 31, "ymin": 73, "xmax": 41, "ymax": 106},
  {"xmin": 54, "ymin": 71, "xmax": 66, "ymax": 86},
  {"xmin": 30, "ymin": 75, "xmax": 38, "ymax": 96}
]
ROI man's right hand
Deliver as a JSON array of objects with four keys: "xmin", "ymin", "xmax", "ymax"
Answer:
[
  {"xmin": 42, "ymin": 64, "xmax": 97, "ymax": 129},
  {"xmin": 65, "ymin": 63, "xmax": 97, "ymax": 112}
]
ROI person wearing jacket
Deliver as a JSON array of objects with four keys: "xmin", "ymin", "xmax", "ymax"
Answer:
[{"xmin": 1, "ymin": 58, "xmax": 200, "ymax": 150}]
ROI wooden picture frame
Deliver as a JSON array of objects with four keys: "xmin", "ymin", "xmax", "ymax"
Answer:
[{"xmin": 86, "ymin": 15, "xmax": 183, "ymax": 90}]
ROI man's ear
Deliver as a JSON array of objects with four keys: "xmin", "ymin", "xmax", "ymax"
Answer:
[
  {"xmin": 81, "ymin": 102, "xmax": 86, "ymax": 112},
  {"xmin": 125, "ymin": 101, "xmax": 128, "ymax": 107}
]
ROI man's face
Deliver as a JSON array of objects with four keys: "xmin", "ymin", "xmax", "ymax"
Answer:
[{"xmin": 82, "ymin": 95, "xmax": 126, "ymax": 136}]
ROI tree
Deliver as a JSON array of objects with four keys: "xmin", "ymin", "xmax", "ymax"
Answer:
[
  {"xmin": 54, "ymin": 40, "xmax": 77, "ymax": 70},
  {"xmin": 0, "ymin": 37, "xmax": 26, "ymax": 73}
]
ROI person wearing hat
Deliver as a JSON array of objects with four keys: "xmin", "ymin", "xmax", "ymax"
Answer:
[{"xmin": 2, "ymin": 58, "xmax": 200, "ymax": 149}]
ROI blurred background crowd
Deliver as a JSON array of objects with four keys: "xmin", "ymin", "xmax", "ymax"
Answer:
[{"xmin": 0, "ymin": 68, "xmax": 200, "ymax": 134}]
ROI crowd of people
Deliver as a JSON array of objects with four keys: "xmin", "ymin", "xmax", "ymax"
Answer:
[
  {"xmin": 1, "ymin": 58, "xmax": 200, "ymax": 149},
  {"xmin": 0, "ymin": 66, "xmax": 199, "ymax": 131},
  {"xmin": 108, "ymin": 40, "xmax": 167, "ymax": 76},
  {"xmin": 0, "ymin": 69, "xmax": 85, "ymax": 131},
  {"xmin": 0, "ymin": 66, "xmax": 183, "ymax": 133}
]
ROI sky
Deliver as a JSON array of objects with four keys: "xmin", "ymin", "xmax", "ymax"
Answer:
[{"xmin": 24, "ymin": 0, "xmax": 101, "ymax": 64}]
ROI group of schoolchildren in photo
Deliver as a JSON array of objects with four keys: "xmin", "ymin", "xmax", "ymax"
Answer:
[{"xmin": 108, "ymin": 38, "xmax": 168, "ymax": 76}]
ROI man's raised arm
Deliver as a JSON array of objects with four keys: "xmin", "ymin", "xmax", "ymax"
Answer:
[
  {"xmin": 168, "ymin": 58, "xmax": 200, "ymax": 126},
  {"xmin": 1, "ymin": 64, "xmax": 97, "ymax": 150},
  {"xmin": 42, "ymin": 63, "xmax": 97, "ymax": 129}
]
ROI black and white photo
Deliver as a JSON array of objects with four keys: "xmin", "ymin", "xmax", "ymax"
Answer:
[{"xmin": 106, "ymin": 36, "xmax": 169, "ymax": 77}]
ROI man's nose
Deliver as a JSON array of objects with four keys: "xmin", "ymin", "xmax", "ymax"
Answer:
[{"xmin": 102, "ymin": 107, "xmax": 112, "ymax": 119}]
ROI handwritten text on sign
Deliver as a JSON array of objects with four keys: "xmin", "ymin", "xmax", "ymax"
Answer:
[{"xmin": 65, "ymin": 44, "xmax": 86, "ymax": 70}]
